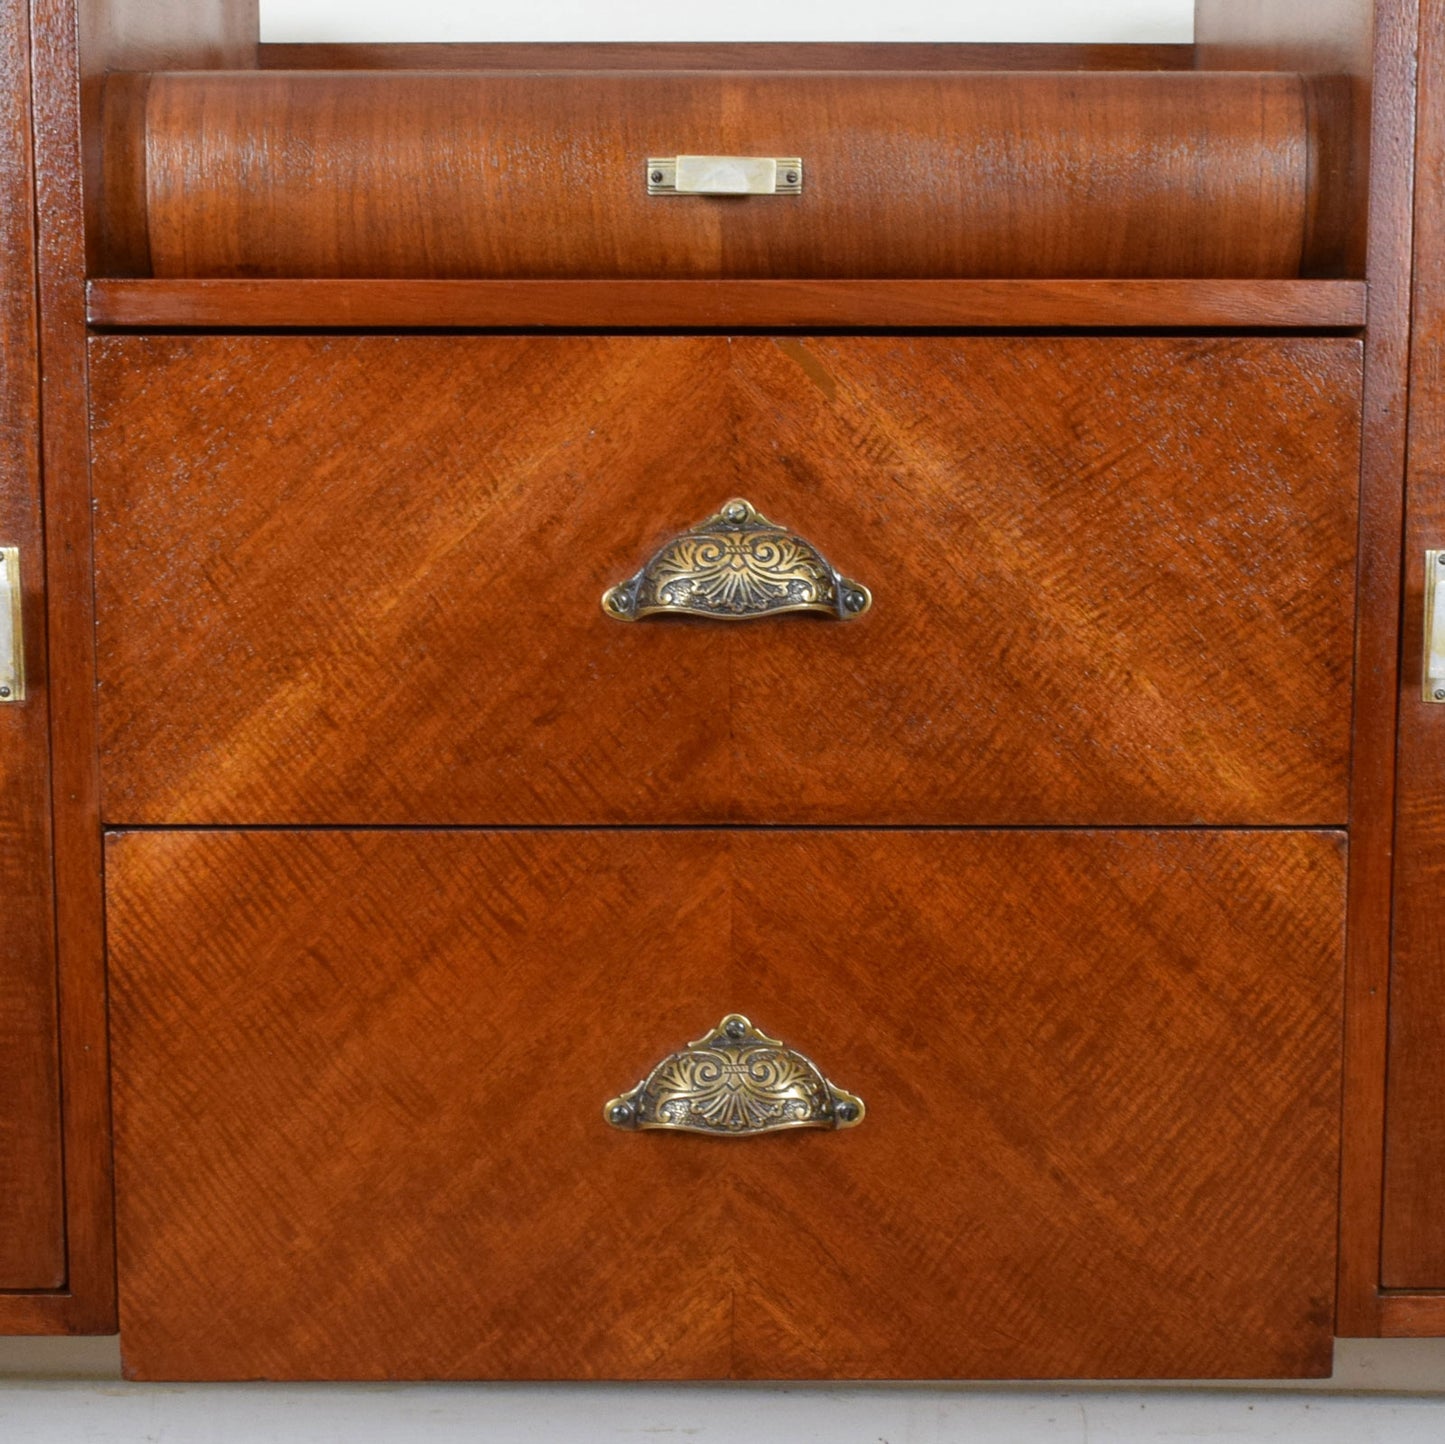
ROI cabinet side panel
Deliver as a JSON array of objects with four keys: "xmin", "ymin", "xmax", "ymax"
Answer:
[
  {"xmin": 0, "ymin": 0, "xmax": 64, "ymax": 1294},
  {"xmin": 1199, "ymin": 0, "xmax": 1420, "ymax": 1335}
]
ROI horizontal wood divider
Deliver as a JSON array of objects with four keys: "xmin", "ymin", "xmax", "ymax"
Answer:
[{"xmin": 86, "ymin": 279, "xmax": 1368, "ymax": 331}]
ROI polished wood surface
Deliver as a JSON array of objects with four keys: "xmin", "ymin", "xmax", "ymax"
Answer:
[
  {"xmin": 0, "ymin": 0, "xmax": 64, "ymax": 1292},
  {"xmin": 108, "ymin": 828, "xmax": 1346, "ymax": 1381},
  {"xmin": 0, "ymin": 0, "xmax": 257, "ymax": 1337},
  {"xmin": 103, "ymin": 70, "xmax": 1346, "ymax": 281},
  {"xmin": 258, "ymin": 42, "xmax": 1196, "ymax": 72},
  {"xmin": 84, "ymin": 277, "xmax": 1370, "ymax": 332},
  {"xmin": 1196, "ymin": 0, "xmax": 1376, "ymax": 275},
  {"xmin": 0, "ymin": 0, "xmax": 1430, "ymax": 1363},
  {"xmin": 1381, "ymin": 0, "xmax": 1445, "ymax": 1291},
  {"xmin": 1378, "ymin": 1295, "xmax": 1445, "ymax": 1335},
  {"xmin": 1197, "ymin": 0, "xmax": 1424, "ymax": 1337},
  {"xmin": 78, "ymin": 0, "xmax": 258, "ymax": 272},
  {"xmin": 89, "ymin": 335, "xmax": 1361, "ymax": 828},
  {"xmin": 1197, "ymin": 0, "xmax": 1425, "ymax": 1339}
]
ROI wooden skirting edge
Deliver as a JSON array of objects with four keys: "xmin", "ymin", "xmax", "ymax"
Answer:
[
  {"xmin": 1375, "ymin": 1294, "xmax": 1445, "ymax": 1336},
  {"xmin": 86, "ymin": 279, "xmax": 1368, "ymax": 331}
]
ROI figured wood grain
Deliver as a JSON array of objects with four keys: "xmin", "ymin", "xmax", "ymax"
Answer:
[
  {"xmin": 1380, "ymin": 0, "xmax": 1445, "ymax": 1292},
  {"xmin": 257, "ymin": 42, "xmax": 1197, "ymax": 73},
  {"xmin": 1196, "ymin": 0, "xmax": 1421, "ymax": 1338},
  {"xmin": 0, "ymin": 0, "xmax": 257, "ymax": 1336},
  {"xmin": 107, "ymin": 828, "xmax": 1346, "ymax": 1381},
  {"xmin": 83, "ymin": 277, "xmax": 1370, "ymax": 331},
  {"xmin": 104, "ymin": 70, "xmax": 1345, "ymax": 281},
  {"xmin": 0, "ymin": 0, "xmax": 64, "ymax": 1291},
  {"xmin": 88, "ymin": 335, "xmax": 1362, "ymax": 829}
]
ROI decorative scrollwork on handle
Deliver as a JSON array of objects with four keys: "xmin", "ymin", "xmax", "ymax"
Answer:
[
  {"xmin": 602, "ymin": 498, "xmax": 872, "ymax": 622},
  {"xmin": 604, "ymin": 1013, "xmax": 865, "ymax": 1137}
]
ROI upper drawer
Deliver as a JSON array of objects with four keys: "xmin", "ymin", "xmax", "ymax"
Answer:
[
  {"xmin": 99, "ymin": 70, "xmax": 1350, "ymax": 280},
  {"xmin": 88, "ymin": 335, "xmax": 1361, "ymax": 827}
]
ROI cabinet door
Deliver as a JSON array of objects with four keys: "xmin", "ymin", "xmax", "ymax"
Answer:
[
  {"xmin": 0, "ymin": 0, "xmax": 63, "ymax": 1293},
  {"xmin": 1381, "ymin": 0, "xmax": 1445, "ymax": 1290}
]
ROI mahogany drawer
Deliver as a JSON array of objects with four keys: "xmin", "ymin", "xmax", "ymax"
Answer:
[
  {"xmin": 88, "ymin": 334, "xmax": 1362, "ymax": 827},
  {"xmin": 105, "ymin": 827, "xmax": 1345, "ymax": 1381}
]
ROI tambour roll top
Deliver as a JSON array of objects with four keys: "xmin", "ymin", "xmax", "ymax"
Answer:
[{"xmin": 100, "ymin": 69, "xmax": 1352, "ymax": 280}]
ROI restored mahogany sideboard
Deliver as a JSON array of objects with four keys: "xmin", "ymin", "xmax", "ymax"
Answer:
[{"xmin": 4, "ymin": 0, "xmax": 1445, "ymax": 1379}]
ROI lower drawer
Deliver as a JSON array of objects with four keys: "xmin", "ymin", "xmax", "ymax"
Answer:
[
  {"xmin": 106, "ymin": 828, "xmax": 1344, "ymax": 1380},
  {"xmin": 89, "ymin": 334, "xmax": 1362, "ymax": 828}
]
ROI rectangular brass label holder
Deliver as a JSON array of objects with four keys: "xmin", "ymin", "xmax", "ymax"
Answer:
[
  {"xmin": 0, "ymin": 547, "xmax": 24, "ymax": 704},
  {"xmin": 647, "ymin": 156, "xmax": 803, "ymax": 196},
  {"xmin": 1425, "ymin": 550, "xmax": 1445, "ymax": 703}
]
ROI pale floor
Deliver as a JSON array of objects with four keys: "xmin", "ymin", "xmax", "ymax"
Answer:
[{"xmin": 3, "ymin": 1337, "xmax": 1445, "ymax": 1442}]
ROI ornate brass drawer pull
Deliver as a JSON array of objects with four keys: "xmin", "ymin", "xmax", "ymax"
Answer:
[
  {"xmin": 604, "ymin": 1013, "xmax": 865, "ymax": 1136},
  {"xmin": 602, "ymin": 498, "xmax": 872, "ymax": 622}
]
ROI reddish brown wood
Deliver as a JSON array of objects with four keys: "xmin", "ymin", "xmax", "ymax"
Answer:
[
  {"xmin": 0, "ymin": 0, "xmax": 257, "ymax": 1337},
  {"xmin": 104, "ymin": 70, "xmax": 1345, "ymax": 281},
  {"xmin": 1196, "ymin": 0, "xmax": 1375, "ymax": 275},
  {"xmin": 1337, "ymin": 0, "xmax": 1417, "ymax": 1341},
  {"xmin": 1377, "ymin": 1294, "xmax": 1445, "ymax": 1334},
  {"xmin": 257, "ymin": 42, "xmax": 1197, "ymax": 73},
  {"xmin": 1380, "ymin": 0, "xmax": 1445, "ymax": 1291},
  {"xmin": 0, "ymin": 0, "xmax": 64, "ymax": 1292},
  {"xmin": 0, "ymin": 0, "xmax": 1424, "ymax": 1366},
  {"xmin": 108, "ymin": 828, "xmax": 1346, "ymax": 1381},
  {"xmin": 1199, "ymin": 0, "xmax": 1422, "ymax": 1339},
  {"xmin": 78, "ymin": 0, "xmax": 258, "ymax": 271},
  {"xmin": 84, "ymin": 277, "xmax": 1370, "ymax": 332},
  {"xmin": 89, "ymin": 335, "xmax": 1362, "ymax": 829}
]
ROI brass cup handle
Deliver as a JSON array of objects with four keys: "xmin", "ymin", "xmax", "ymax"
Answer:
[
  {"xmin": 602, "ymin": 498, "xmax": 872, "ymax": 623},
  {"xmin": 604, "ymin": 1013, "xmax": 865, "ymax": 1136}
]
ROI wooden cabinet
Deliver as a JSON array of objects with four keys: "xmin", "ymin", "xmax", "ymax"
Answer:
[{"xmin": 5, "ymin": 0, "xmax": 1445, "ymax": 1376}]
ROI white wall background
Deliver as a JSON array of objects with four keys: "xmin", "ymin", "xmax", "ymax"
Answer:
[{"xmin": 260, "ymin": 0, "xmax": 1195, "ymax": 45}]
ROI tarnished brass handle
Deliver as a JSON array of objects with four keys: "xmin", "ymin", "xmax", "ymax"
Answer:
[
  {"xmin": 602, "ymin": 498, "xmax": 872, "ymax": 622},
  {"xmin": 604, "ymin": 1013, "xmax": 865, "ymax": 1136}
]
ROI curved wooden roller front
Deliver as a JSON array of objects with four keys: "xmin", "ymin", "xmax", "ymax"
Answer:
[{"xmin": 101, "ymin": 69, "xmax": 1351, "ymax": 280}]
